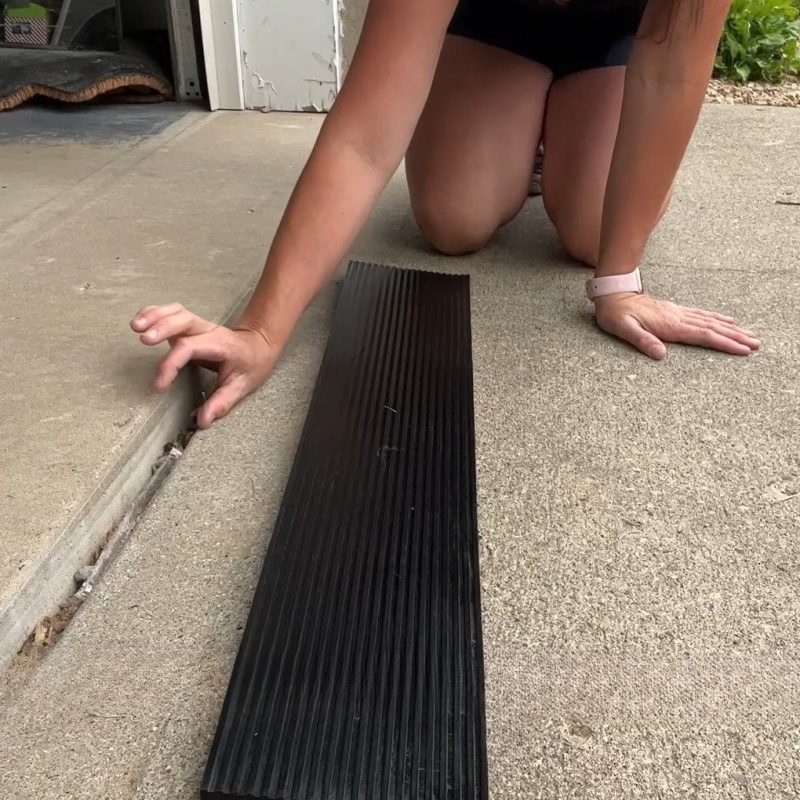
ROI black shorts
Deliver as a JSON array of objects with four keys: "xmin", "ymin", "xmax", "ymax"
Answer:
[{"xmin": 448, "ymin": 0, "xmax": 647, "ymax": 80}]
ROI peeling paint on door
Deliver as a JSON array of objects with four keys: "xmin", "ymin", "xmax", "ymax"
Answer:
[{"xmin": 237, "ymin": 0, "xmax": 341, "ymax": 111}]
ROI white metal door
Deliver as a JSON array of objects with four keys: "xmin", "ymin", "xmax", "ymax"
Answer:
[
  {"xmin": 198, "ymin": 0, "xmax": 342, "ymax": 111},
  {"xmin": 239, "ymin": 0, "xmax": 341, "ymax": 111}
]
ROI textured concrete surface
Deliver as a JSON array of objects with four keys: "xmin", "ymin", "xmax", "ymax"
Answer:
[
  {"xmin": 0, "ymin": 293, "xmax": 332, "ymax": 800},
  {"xmin": 0, "ymin": 109, "xmax": 324, "ymax": 664},
  {"xmin": 1, "ymin": 104, "xmax": 799, "ymax": 798},
  {"xmin": 0, "ymin": 105, "xmax": 191, "ymax": 227},
  {"xmin": 0, "ymin": 104, "xmax": 190, "ymax": 144}
]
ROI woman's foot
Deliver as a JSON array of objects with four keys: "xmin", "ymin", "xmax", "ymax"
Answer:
[{"xmin": 529, "ymin": 145, "xmax": 544, "ymax": 196}]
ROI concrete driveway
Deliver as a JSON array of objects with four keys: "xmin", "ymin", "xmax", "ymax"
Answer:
[{"xmin": 0, "ymin": 104, "xmax": 798, "ymax": 799}]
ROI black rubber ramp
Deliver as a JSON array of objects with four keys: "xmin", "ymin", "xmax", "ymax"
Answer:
[{"xmin": 202, "ymin": 262, "xmax": 487, "ymax": 800}]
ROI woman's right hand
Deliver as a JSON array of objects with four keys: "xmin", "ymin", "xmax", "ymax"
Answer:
[{"xmin": 130, "ymin": 304, "xmax": 279, "ymax": 428}]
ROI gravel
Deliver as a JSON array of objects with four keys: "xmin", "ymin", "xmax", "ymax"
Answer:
[{"xmin": 706, "ymin": 77, "xmax": 800, "ymax": 108}]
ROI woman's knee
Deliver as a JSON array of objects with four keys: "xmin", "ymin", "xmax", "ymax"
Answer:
[
  {"xmin": 546, "ymin": 199, "xmax": 601, "ymax": 268},
  {"xmin": 547, "ymin": 183, "xmax": 675, "ymax": 268},
  {"xmin": 556, "ymin": 221, "xmax": 600, "ymax": 267},
  {"xmin": 411, "ymin": 193, "xmax": 497, "ymax": 256}
]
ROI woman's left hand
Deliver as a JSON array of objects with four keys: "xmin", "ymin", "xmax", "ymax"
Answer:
[{"xmin": 593, "ymin": 292, "xmax": 761, "ymax": 360}]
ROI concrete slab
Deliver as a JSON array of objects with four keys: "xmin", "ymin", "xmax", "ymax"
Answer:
[
  {"xmin": 0, "ymin": 109, "xmax": 324, "ymax": 666},
  {"xmin": 649, "ymin": 106, "xmax": 800, "ymax": 277},
  {"xmin": 1, "ymin": 104, "xmax": 799, "ymax": 799},
  {"xmin": 0, "ymin": 105, "xmax": 192, "ymax": 230},
  {"xmin": 0, "ymin": 103, "xmax": 191, "ymax": 144}
]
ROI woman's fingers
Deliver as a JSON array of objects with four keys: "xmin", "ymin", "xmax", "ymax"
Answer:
[
  {"xmin": 139, "ymin": 308, "xmax": 208, "ymax": 345},
  {"xmin": 130, "ymin": 306, "xmax": 273, "ymax": 428},
  {"xmin": 131, "ymin": 303, "xmax": 185, "ymax": 332},
  {"xmin": 197, "ymin": 377, "xmax": 248, "ymax": 429},
  {"xmin": 681, "ymin": 310, "xmax": 757, "ymax": 336},
  {"xmin": 617, "ymin": 315, "xmax": 668, "ymax": 360},
  {"xmin": 679, "ymin": 306, "xmax": 736, "ymax": 324},
  {"xmin": 708, "ymin": 323, "xmax": 761, "ymax": 350},
  {"xmin": 133, "ymin": 304, "xmax": 218, "ymax": 346},
  {"xmin": 154, "ymin": 335, "xmax": 225, "ymax": 391},
  {"xmin": 679, "ymin": 312, "xmax": 761, "ymax": 350},
  {"xmin": 669, "ymin": 323, "xmax": 752, "ymax": 356},
  {"xmin": 596, "ymin": 294, "xmax": 760, "ymax": 360}
]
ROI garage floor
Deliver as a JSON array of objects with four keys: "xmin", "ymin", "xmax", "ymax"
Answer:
[{"xmin": 0, "ymin": 104, "xmax": 799, "ymax": 799}]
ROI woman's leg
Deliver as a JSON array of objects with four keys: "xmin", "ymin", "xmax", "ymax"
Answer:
[
  {"xmin": 542, "ymin": 66, "xmax": 674, "ymax": 268},
  {"xmin": 406, "ymin": 35, "xmax": 552, "ymax": 255},
  {"xmin": 541, "ymin": 66, "xmax": 628, "ymax": 268}
]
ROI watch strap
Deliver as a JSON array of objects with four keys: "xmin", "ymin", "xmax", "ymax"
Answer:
[{"xmin": 586, "ymin": 267, "xmax": 643, "ymax": 300}]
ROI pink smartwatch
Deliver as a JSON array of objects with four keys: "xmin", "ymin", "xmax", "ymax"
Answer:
[{"xmin": 585, "ymin": 267, "xmax": 643, "ymax": 301}]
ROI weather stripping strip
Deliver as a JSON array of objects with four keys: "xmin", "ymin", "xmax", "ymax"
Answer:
[{"xmin": 201, "ymin": 261, "xmax": 487, "ymax": 800}]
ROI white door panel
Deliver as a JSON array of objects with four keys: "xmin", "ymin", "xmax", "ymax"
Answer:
[
  {"xmin": 238, "ymin": 0, "xmax": 341, "ymax": 111},
  {"xmin": 198, "ymin": 0, "xmax": 245, "ymax": 110}
]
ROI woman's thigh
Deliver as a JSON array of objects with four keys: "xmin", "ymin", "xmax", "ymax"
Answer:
[
  {"xmin": 542, "ymin": 66, "xmax": 674, "ymax": 267},
  {"xmin": 541, "ymin": 66, "xmax": 627, "ymax": 267},
  {"xmin": 406, "ymin": 35, "xmax": 552, "ymax": 255}
]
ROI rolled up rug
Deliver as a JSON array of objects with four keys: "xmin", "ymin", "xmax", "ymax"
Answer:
[{"xmin": 0, "ymin": 40, "xmax": 173, "ymax": 111}]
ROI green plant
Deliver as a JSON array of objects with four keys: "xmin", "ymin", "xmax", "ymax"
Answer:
[{"xmin": 715, "ymin": 0, "xmax": 800, "ymax": 83}]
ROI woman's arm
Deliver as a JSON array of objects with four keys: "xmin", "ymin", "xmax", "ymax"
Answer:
[
  {"xmin": 131, "ymin": 0, "xmax": 456, "ymax": 426},
  {"xmin": 598, "ymin": 0, "xmax": 729, "ymax": 275},
  {"xmin": 593, "ymin": 0, "xmax": 761, "ymax": 359},
  {"xmin": 236, "ymin": 0, "xmax": 458, "ymax": 348}
]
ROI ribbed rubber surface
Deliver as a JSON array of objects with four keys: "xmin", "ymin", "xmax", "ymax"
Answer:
[{"xmin": 201, "ymin": 262, "xmax": 487, "ymax": 800}]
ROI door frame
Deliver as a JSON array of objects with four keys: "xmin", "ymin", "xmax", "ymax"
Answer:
[
  {"xmin": 197, "ymin": 0, "xmax": 244, "ymax": 110},
  {"xmin": 198, "ymin": 0, "xmax": 345, "ymax": 111}
]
